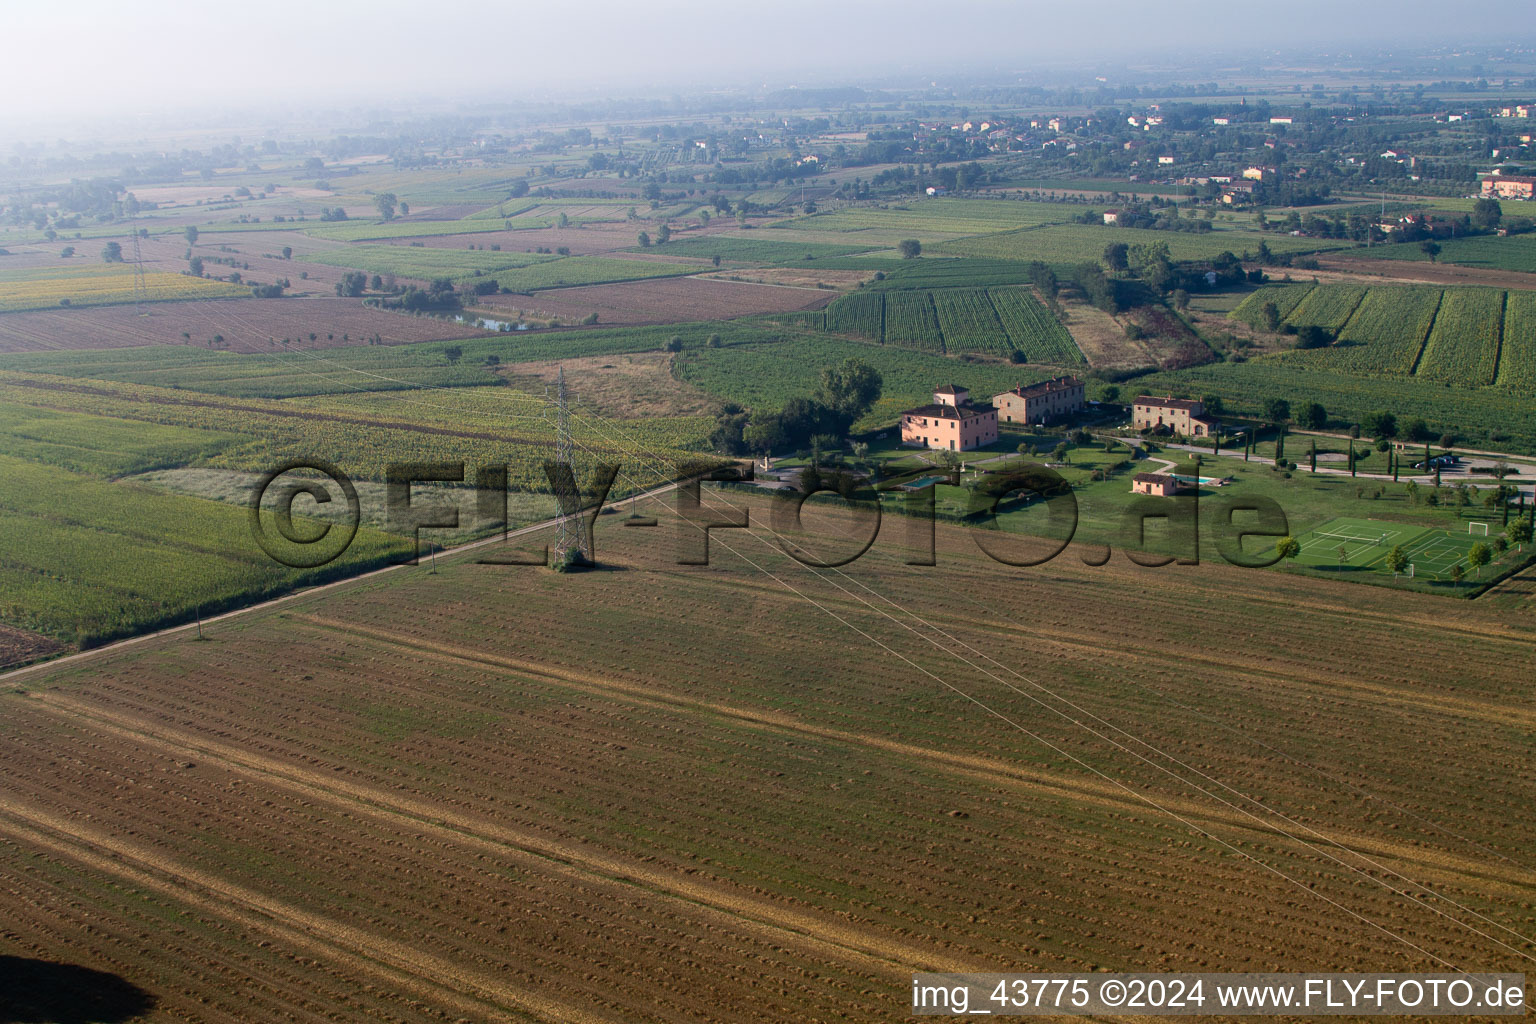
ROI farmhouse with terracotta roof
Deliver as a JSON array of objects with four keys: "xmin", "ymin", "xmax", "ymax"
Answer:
[
  {"xmin": 900, "ymin": 386, "xmax": 998, "ymax": 452},
  {"xmin": 1132, "ymin": 472, "xmax": 1185, "ymax": 497},
  {"xmin": 1133, "ymin": 395, "xmax": 1220, "ymax": 438},
  {"xmin": 1480, "ymin": 174, "xmax": 1536, "ymax": 200},
  {"xmin": 992, "ymin": 376, "xmax": 1085, "ymax": 425}
]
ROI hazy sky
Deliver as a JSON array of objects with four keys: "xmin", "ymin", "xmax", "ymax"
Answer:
[{"xmin": 2, "ymin": 0, "xmax": 1523, "ymax": 125}]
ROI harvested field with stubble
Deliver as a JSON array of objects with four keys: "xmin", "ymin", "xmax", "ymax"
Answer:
[
  {"xmin": 0, "ymin": 297, "xmax": 493, "ymax": 353},
  {"xmin": 0, "ymin": 624, "xmax": 60, "ymax": 668},
  {"xmin": 503, "ymin": 351, "xmax": 722, "ymax": 417},
  {"xmin": 3, "ymin": 489, "xmax": 1535, "ymax": 1022}
]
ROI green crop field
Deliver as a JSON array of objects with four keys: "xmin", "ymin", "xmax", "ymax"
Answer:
[
  {"xmin": 809, "ymin": 284, "xmax": 1081, "ymax": 363},
  {"xmin": 1340, "ymin": 232, "xmax": 1536, "ymax": 271},
  {"xmin": 456, "ymin": 200, "xmax": 545, "ymax": 221},
  {"xmin": 302, "ymin": 244, "xmax": 553, "ymax": 279},
  {"xmin": 489, "ymin": 255, "xmax": 698, "ymax": 292},
  {"xmin": 0, "ymin": 453, "xmax": 407, "ymax": 645},
  {"xmin": 1496, "ymin": 290, "xmax": 1536, "ymax": 389},
  {"xmin": 1230, "ymin": 284, "xmax": 1316, "ymax": 326},
  {"xmin": 1141, "ymin": 358, "xmax": 1536, "ymax": 452},
  {"xmin": 1231, "ymin": 284, "xmax": 1536, "ymax": 395},
  {"xmin": 302, "ymin": 219, "xmax": 515, "ymax": 242},
  {"xmin": 822, "ymin": 289, "xmax": 883, "ymax": 339},
  {"xmin": 1315, "ymin": 287, "xmax": 1441, "ymax": 374},
  {"xmin": 883, "ymin": 290, "xmax": 944, "ymax": 351},
  {"xmin": 0, "ymin": 404, "xmax": 244, "ymax": 476},
  {"xmin": 1284, "ymin": 284, "xmax": 1368, "ymax": 333},
  {"xmin": 776, "ymin": 198, "xmax": 1080, "ymax": 236},
  {"xmin": 931, "ymin": 288, "xmax": 1009, "ymax": 355},
  {"xmin": 987, "ymin": 286, "xmax": 1085, "ymax": 364},
  {"xmin": 932, "ymin": 223, "xmax": 1352, "ymax": 263},
  {"xmin": 674, "ymin": 334, "xmax": 1036, "ymax": 431},
  {"xmin": 643, "ymin": 236, "xmax": 877, "ymax": 263},
  {"xmin": 1415, "ymin": 288, "xmax": 1505, "ymax": 386},
  {"xmin": 864, "ymin": 258, "xmax": 1034, "ymax": 290},
  {"xmin": 0, "ymin": 322, "xmax": 776, "ymax": 400}
]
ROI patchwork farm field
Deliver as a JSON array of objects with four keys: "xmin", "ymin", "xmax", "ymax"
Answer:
[
  {"xmin": 807, "ymin": 285, "xmax": 1084, "ymax": 363},
  {"xmin": 488, "ymin": 254, "xmax": 701, "ymax": 292},
  {"xmin": 3, "ymin": 493, "xmax": 1534, "ymax": 1021},
  {"xmin": 301, "ymin": 243, "xmax": 554, "ymax": 279},
  {"xmin": 933, "ymin": 223, "xmax": 1352, "ymax": 263},
  {"xmin": 675, "ymin": 333, "xmax": 1072, "ymax": 429},
  {"xmin": 1337, "ymin": 232, "xmax": 1536, "ymax": 272},
  {"xmin": 479, "ymin": 273, "xmax": 837, "ymax": 325},
  {"xmin": 1223, "ymin": 284, "xmax": 1536, "ymax": 425},
  {"xmin": 0, "ymin": 264, "xmax": 249, "ymax": 312},
  {"xmin": 0, "ymin": 297, "xmax": 495, "ymax": 353}
]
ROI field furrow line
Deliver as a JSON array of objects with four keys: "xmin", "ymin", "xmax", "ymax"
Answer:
[
  {"xmin": 24, "ymin": 689, "xmax": 960, "ymax": 977},
  {"xmin": 1410, "ymin": 289, "xmax": 1445, "ymax": 375},
  {"xmin": 290, "ymin": 615, "xmax": 1536, "ymax": 892},
  {"xmin": 651, "ymin": 569, "xmax": 1536, "ymax": 730},
  {"xmin": 0, "ymin": 798, "xmax": 597, "ymax": 1024}
]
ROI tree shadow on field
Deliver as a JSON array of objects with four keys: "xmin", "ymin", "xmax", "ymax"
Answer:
[{"xmin": 0, "ymin": 956, "xmax": 156, "ymax": 1023}]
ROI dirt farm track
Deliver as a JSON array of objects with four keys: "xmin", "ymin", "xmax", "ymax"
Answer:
[{"xmin": 3, "ymin": 490, "xmax": 1535, "ymax": 1022}]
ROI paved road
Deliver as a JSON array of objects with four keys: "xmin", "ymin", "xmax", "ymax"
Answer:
[{"xmin": 1157, "ymin": 441, "xmax": 1536, "ymax": 500}]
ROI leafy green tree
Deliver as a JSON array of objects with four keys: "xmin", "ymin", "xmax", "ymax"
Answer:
[
  {"xmin": 1275, "ymin": 536, "xmax": 1300, "ymax": 561},
  {"xmin": 1265, "ymin": 398, "xmax": 1290, "ymax": 425},
  {"xmin": 188, "ymin": 255, "xmax": 204, "ymax": 276},
  {"xmin": 637, "ymin": 231, "xmax": 651, "ymax": 247},
  {"xmin": 1102, "ymin": 242, "xmax": 1129, "ymax": 272},
  {"xmin": 1386, "ymin": 545, "xmax": 1408, "ymax": 577},
  {"xmin": 101, "ymin": 241, "xmax": 123, "ymax": 262},
  {"xmin": 1100, "ymin": 385, "xmax": 1120, "ymax": 404},
  {"xmin": 657, "ymin": 223, "xmax": 672, "ymax": 244},
  {"xmin": 1420, "ymin": 240, "xmax": 1441, "ymax": 263},
  {"xmin": 335, "ymin": 271, "xmax": 367, "ymax": 297},
  {"xmin": 1450, "ymin": 563, "xmax": 1465, "ymax": 587},
  {"xmin": 374, "ymin": 193, "xmax": 398, "ymax": 221},
  {"xmin": 1468, "ymin": 542, "xmax": 1491, "ymax": 577},
  {"xmin": 1260, "ymin": 301, "xmax": 1281, "ymax": 332},
  {"xmin": 898, "ymin": 239, "xmax": 922, "ymax": 259},
  {"xmin": 1301, "ymin": 402, "xmax": 1327, "ymax": 429},
  {"xmin": 815, "ymin": 358, "xmax": 883, "ymax": 429},
  {"xmin": 1509, "ymin": 518, "xmax": 1533, "ymax": 550},
  {"xmin": 184, "ymin": 225, "xmax": 198, "ymax": 245},
  {"xmin": 443, "ymin": 345, "xmax": 462, "ymax": 365},
  {"xmin": 1366, "ymin": 410, "xmax": 1398, "ymax": 439},
  {"xmin": 282, "ymin": 246, "xmax": 292, "ymax": 259},
  {"xmin": 1471, "ymin": 198, "xmax": 1502, "ymax": 231}
]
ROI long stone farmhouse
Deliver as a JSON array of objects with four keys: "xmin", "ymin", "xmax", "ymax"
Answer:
[
  {"xmin": 992, "ymin": 375, "xmax": 1085, "ymax": 425},
  {"xmin": 1133, "ymin": 395, "xmax": 1220, "ymax": 438}
]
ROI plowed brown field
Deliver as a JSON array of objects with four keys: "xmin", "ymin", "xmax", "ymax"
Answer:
[
  {"xmin": 0, "ymin": 297, "xmax": 491, "ymax": 353},
  {"xmin": 3, "ymin": 490, "xmax": 1534, "ymax": 1021},
  {"xmin": 479, "ymin": 274, "xmax": 835, "ymax": 326}
]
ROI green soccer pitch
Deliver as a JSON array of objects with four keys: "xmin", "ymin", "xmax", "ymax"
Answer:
[{"xmin": 1293, "ymin": 516, "xmax": 1487, "ymax": 580}]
